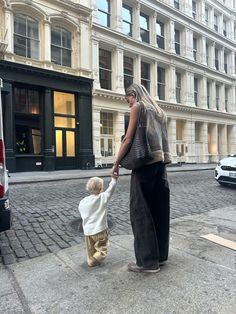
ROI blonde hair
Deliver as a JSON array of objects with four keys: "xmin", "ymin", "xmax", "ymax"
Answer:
[
  {"xmin": 86, "ymin": 177, "xmax": 103, "ymax": 194},
  {"xmin": 125, "ymin": 83, "xmax": 164, "ymax": 118}
]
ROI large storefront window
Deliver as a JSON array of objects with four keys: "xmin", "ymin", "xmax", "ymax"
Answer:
[{"xmin": 14, "ymin": 87, "xmax": 41, "ymax": 154}]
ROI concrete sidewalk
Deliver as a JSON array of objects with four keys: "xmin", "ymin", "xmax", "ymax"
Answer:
[
  {"xmin": 0, "ymin": 206, "xmax": 235, "ymax": 313},
  {"xmin": 9, "ymin": 163, "xmax": 216, "ymax": 184}
]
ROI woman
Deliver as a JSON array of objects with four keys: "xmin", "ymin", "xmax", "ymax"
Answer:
[{"xmin": 111, "ymin": 84, "xmax": 171, "ymax": 273}]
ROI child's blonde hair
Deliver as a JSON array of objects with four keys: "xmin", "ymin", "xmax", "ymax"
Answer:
[{"xmin": 86, "ymin": 177, "xmax": 103, "ymax": 194}]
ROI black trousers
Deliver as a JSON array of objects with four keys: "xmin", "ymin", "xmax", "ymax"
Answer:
[{"xmin": 130, "ymin": 162, "xmax": 170, "ymax": 268}]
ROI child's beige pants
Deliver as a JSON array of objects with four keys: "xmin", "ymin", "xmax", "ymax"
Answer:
[{"xmin": 85, "ymin": 229, "xmax": 109, "ymax": 266}]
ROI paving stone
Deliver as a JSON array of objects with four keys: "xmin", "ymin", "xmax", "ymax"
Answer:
[
  {"xmin": 35, "ymin": 244, "xmax": 47, "ymax": 253},
  {"xmin": 14, "ymin": 248, "xmax": 27, "ymax": 258},
  {"xmin": 26, "ymin": 249, "xmax": 39, "ymax": 258},
  {"xmin": 3, "ymin": 254, "xmax": 16, "ymax": 265},
  {"xmin": 21, "ymin": 242, "xmax": 34, "ymax": 250}
]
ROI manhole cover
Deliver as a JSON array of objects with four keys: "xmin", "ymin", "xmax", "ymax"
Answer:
[{"xmin": 70, "ymin": 215, "xmax": 114, "ymax": 235}]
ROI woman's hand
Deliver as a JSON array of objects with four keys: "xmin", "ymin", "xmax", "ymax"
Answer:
[{"xmin": 110, "ymin": 163, "xmax": 119, "ymax": 179}]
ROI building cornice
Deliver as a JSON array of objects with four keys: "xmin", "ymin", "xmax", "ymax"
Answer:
[{"xmin": 160, "ymin": 102, "xmax": 236, "ymax": 120}]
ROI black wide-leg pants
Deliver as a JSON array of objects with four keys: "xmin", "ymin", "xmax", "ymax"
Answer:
[{"xmin": 130, "ymin": 162, "xmax": 170, "ymax": 268}]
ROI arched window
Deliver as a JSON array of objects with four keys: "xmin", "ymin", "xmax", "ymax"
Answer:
[
  {"xmin": 14, "ymin": 13, "xmax": 39, "ymax": 59},
  {"xmin": 51, "ymin": 26, "xmax": 71, "ymax": 67}
]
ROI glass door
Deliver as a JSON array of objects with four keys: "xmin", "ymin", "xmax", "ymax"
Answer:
[{"xmin": 54, "ymin": 91, "xmax": 77, "ymax": 169}]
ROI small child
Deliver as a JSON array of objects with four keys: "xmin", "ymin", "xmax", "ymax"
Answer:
[{"xmin": 78, "ymin": 176, "xmax": 117, "ymax": 267}]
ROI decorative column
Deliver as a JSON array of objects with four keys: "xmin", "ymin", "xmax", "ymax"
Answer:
[
  {"xmin": 113, "ymin": 0, "xmax": 122, "ymax": 32},
  {"xmin": 229, "ymin": 51, "xmax": 235, "ymax": 76},
  {"xmin": 218, "ymin": 125, "xmax": 227, "ymax": 158},
  {"xmin": 150, "ymin": 60, "xmax": 158, "ymax": 98},
  {"xmin": 43, "ymin": 20, "xmax": 51, "ymax": 62},
  {"xmin": 80, "ymin": 22, "xmax": 91, "ymax": 73},
  {"xmin": 167, "ymin": 65, "xmax": 176, "ymax": 103},
  {"xmin": 200, "ymin": 36, "xmax": 207, "ymax": 65},
  {"xmin": 227, "ymin": 125, "xmax": 236, "ymax": 155},
  {"xmin": 210, "ymin": 42, "xmax": 215, "ymax": 69},
  {"xmin": 219, "ymin": 47, "xmax": 224, "ymax": 72},
  {"xmin": 167, "ymin": 20, "xmax": 175, "ymax": 54},
  {"xmin": 200, "ymin": 76, "xmax": 208, "ymax": 109},
  {"xmin": 183, "ymin": 71, "xmax": 195, "ymax": 106},
  {"xmin": 113, "ymin": 46, "xmax": 124, "ymax": 94},
  {"xmin": 167, "ymin": 118, "xmax": 177, "ymax": 163},
  {"xmin": 219, "ymin": 83, "xmax": 225, "ymax": 112},
  {"xmin": 183, "ymin": 28, "xmax": 193, "ymax": 60},
  {"xmin": 219, "ymin": 13, "xmax": 224, "ymax": 36},
  {"xmin": 229, "ymin": 85, "xmax": 236, "ymax": 114},
  {"xmin": 114, "ymin": 111, "xmax": 125, "ymax": 162},
  {"xmin": 4, "ymin": 7, "xmax": 13, "ymax": 54},
  {"xmin": 200, "ymin": 123, "xmax": 209, "ymax": 163},
  {"xmin": 229, "ymin": 19, "xmax": 235, "ymax": 41},
  {"xmin": 210, "ymin": 80, "xmax": 216, "ymax": 111},
  {"xmin": 208, "ymin": 123, "xmax": 218, "ymax": 162},
  {"xmin": 91, "ymin": 37, "xmax": 100, "ymax": 89},
  {"xmin": 133, "ymin": 54, "xmax": 141, "ymax": 84},
  {"xmin": 133, "ymin": 2, "xmax": 140, "ymax": 40},
  {"xmin": 183, "ymin": 0, "xmax": 192, "ymax": 17},
  {"xmin": 183, "ymin": 120, "xmax": 196, "ymax": 163},
  {"xmin": 150, "ymin": 12, "xmax": 157, "ymax": 46},
  {"xmin": 199, "ymin": 0, "xmax": 205, "ymax": 24}
]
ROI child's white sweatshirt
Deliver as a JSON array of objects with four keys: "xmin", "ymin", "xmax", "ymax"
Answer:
[{"xmin": 78, "ymin": 178, "xmax": 117, "ymax": 236}]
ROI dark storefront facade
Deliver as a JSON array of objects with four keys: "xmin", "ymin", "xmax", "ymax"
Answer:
[{"xmin": 0, "ymin": 60, "xmax": 94, "ymax": 172}]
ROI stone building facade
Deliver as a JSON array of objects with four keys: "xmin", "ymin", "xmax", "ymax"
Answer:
[{"xmin": 0, "ymin": 0, "xmax": 236, "ymax": 171}]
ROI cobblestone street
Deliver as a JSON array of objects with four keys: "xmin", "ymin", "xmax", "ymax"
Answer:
[{"xmin": 0, "ymin": 170, "xmax": 235, "ymax": 265}]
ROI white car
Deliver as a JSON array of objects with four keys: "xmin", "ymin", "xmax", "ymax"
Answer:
[{"xmin": 215, "ymin": 154, "xmax": 236, "ymax": 186}]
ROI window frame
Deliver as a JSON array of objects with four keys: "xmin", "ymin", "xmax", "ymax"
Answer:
[
  {"xmin": 14, "ymin": 13, "xmax": 39, "ymax": 59},
  {"xmin": 156, "ymin": 20, "xmax": 165, "ymax": 49},
  {"xmin": 175, "ymin": 29, "xmax": 180, "ymax": 55},
  {"xmin": 122, "ymin": 4, "xmax": 133, "ymax": 37},
  {"xmin": 141, "ymin": 61, "xmax": 151, "ymax": 92},
  {"xmin": 194, "ymin": 77, "xmax": 198, "ymax": 106},
  {"xmin": 176, "ymin": 72, "xmax": 181, "ymax": 104},
  {"xmin": 157, "ymin": 66, "xmax": 166, "ymax": 101},
  {"xmin": 51, "ymin": 26, "xmax": 72, "ymax": 67},
  {"xmin": 98, "ymin": 0, "xmax": 111, "ymax": 27},
  {"xmin": 123, "ymin": 56, "xmax": 134, "ymax": 90},
  {"xmin": 99, "ymin": 48, "xmax": 112, "ymax": 90},
  {"xmin": 140, "ymin": 12, "xmax": 150, "ymax": 44}
]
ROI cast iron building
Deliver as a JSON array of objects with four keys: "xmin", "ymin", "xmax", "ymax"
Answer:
[{"xmin": 0, "ymin": 0, "xmax": 236, "ymax": 171}]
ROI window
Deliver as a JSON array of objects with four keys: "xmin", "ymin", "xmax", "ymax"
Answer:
[
  {"xmin": 215, "ymin": 48, "xmax": 219, "ymax": 70},
  {"xmin": 14, "ymin": 14, "xmax": 39, "ymax": 59},
  {"xmin": 206, "ymin": 43, "xmax": 209, "ymax": 65},
  {"xmin": 122, "ymin": 4, "xmax": 132, "ymax": 36},
  {"xmin": 140, "ymin": 13, "xmax": 149, "ymax": 43},
  {"xmin": 51, "ymin": 26, "xmax": 71, "ymax": 67},
  {"xmin": 156, "ymin": 20, "xmax": 165, "ymax": 49},
  {"xmin": 205, "ymin": 8, "xmax": 209, "ymax": 26},
  {"xmin": 223, "ymin": 20, "xmax": 227, "ymax": 37},
  {"xmin": 14, "ymin": 87, "xmax": 41, "ymax": 155},
  {"xmin": 194, "ymin": 78, "xmax": 198, "ymax": 106},
  {"xmin": 100, "ymin": 112, "xmax": 114, "ymax": 157},
  {"xmin": 100, "ymin": 112, "xmax": 113, "ymax": 135},
  {"xmin": 124, "ymin": 56, "xmax": 133, "ymax": 90},
  {"xmin": 216, "ymin": 85, "xmax": 220, "ymax": 110},
  {"xmin": 193, "ymin": 38, "xmax": 197, "ymax": 61},
  {"xmin": 98, "ymin": 0, "xmax": 110, "ymax": 27},
  {"xmin": 192, "ymin": 1, "xmax": 197, "ymax": 19},
  {"xmin": 225, "ymin": 88, "xmax": 228, "ymax": 112},
  {"xmin": 174, "ymin": 0, "xmax": 180, "ymax": 10},
  {"xmin": 175, "ymin": 29, "xmax": 180, "ymax": 55},
  {"xmin": 207, "ymin": 81, "xmax": 210, "ymax": 109},
  {"xmin": 157, "ymin": 67, "xmax": 165, "ymax": 101},
  {"xmin": 176, "ymin": 73, "xmax": 181, "ymax": 103},
  {"xmin": 141, "ymin": 62, "xmax": 150, "ymax": 92},
  {"xmin": 214, "ymin": 15, "xmax": 218, "ymax": 32},
  {"xmin": 99, "ymin": 49, "xmax": 112, "ymax": 90},
  {"xmin": 224, "ymin": 53, "xmax": 228, "ymax": 73}
]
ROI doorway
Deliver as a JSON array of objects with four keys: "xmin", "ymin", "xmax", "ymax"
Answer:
[{"xmin": 54, "ymin": 91, "xmax": 78, "ymax": 170}]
